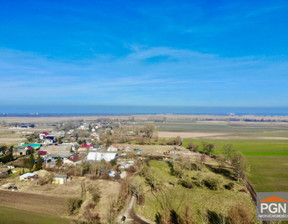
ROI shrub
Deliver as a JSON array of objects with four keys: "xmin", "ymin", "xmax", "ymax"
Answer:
[
  {"xmin": 171, "ymin": 163, "xmax": 184, "ymax": 178},
  {"xmin": 127, "ymin": 165, "xmax": 137, "ymax": 173},
  {"xmin": 227, "ymin": 203, "xmax": 254, "ymax": 224},
  {"xmin": 66, "ymin": 197, "xmax": 83, "ymax": 215},
  {"xmin": 179, "ymin": 178, "xmax": 194, "ymax": 189},
  {"xmin": 192, "ymin": 178, "xmax": 202, "ymax": 187},
  {"xmin": 206, "ymin": 210, "xmax": 226, "ymax": 224},
  {"xmin": 202, "ymin": 177, "xmax": 219, "ymax": 190},
  {"xmin": 224, "ymin": 182, "xmax": 235, "ymax": 190},
  {"xmin": 88, "ymin": 186, "xmax": 101, "ymax": 204},
  {"xmin": 110, "ymin": 159, "xmax": 117, "ymax": 166},
  {"xmin": 187, "ymin": 142, "xmax": 199, "ymax": 151}
]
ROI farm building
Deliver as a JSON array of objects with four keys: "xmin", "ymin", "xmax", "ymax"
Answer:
[{"xmin": 87, "ymin": 152, "xmax": 118, "ymax": 162}]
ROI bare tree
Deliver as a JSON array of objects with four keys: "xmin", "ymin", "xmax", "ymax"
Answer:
[
  {"xmin": 231, "ymin": 152, "xmax": 248, "ymax": 181},
  {"xmin": 143, "ymin": 124, "xmax": 155, "ymax": 139}
]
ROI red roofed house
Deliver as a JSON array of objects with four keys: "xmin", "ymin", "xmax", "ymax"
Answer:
[
  {"xmin": 25, "ymin": 146, "xmax": 33, "ymax": 150},
  {"xmin": 37, "ymin": 151, "xmax": 47, "ymax": 157},
  {"xmin": 39, "ymin": 132, "xmax": 49, "ymax": 140},
  {"xmin": 63, "ymin": 155, "xmax": 81, "ymax": 165},
  {"xmin": 78, "ymin": 143, "xmax": 94, "ymax": 152}
]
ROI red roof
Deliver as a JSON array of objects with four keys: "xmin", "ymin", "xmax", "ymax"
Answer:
[
  {"xmin": 111, "ymin": 144, "xmax": 118, "ymax": 148},
  {"xmin": 68, "ymin": 155, "xmax": 80, "ymax": 162},
  {"xmin": 27, "ymin": 146, "xmax": 33, "ymax": 150},
  {"xmin": 42, "ymin": 132, "xmax": 49, "ymax": 135},
  {"xmin": 38, "ymin": 151, "xmax": 47, "ymax": 156},
  {"xmin": 80, "ymin": 143, "xmax": 94, "ymax": 148}
]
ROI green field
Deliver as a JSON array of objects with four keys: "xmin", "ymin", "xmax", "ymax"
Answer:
[
  {"xmin": 182, "ymin": 139, "xmax": 288, "ymax": 192},
  {"xmin": 0, "ymin": 206, "xmax": 71, "ymax": 224}
]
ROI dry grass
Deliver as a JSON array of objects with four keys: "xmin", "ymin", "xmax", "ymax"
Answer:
[
  {"xmin": 0, "ymin": 176, "xmax": 121, "ymax": 221},
  {"xmin": 0, "ymin": 190, "xmax": 67, "ymax": 215}
]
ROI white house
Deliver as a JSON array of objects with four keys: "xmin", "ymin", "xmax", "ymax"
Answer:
[
  {"xmin": 87, "ymin": 152, "xmax": 118, "ymax": 162},
  {"xmin": 107, "ymin": 144, "xmax": 118, "ymax": 152}
]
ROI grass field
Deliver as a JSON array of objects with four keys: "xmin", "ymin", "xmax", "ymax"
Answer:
[
  {"xmin": 154, "ymin": 120, "xmax": 288, "ymax": 136},
  {"xmin": 182, "ymin": 139, "xmax": 288, "ymax": 192},
  {"xmin": 0, "ymin": 206, "xmax": 70, "ymax": 224},
  {"xmin": 136, "ymin": 160, "xmax": 255, "ymax": 223}
]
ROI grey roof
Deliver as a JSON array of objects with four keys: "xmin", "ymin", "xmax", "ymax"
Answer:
[{"xmin": 54, "ymin": 174, "xmax": 67, "ymax": 178}]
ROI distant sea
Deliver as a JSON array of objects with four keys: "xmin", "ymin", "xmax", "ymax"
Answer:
[{"xmin": 1, "ymin": 105, "xmax": 288, "ymax": 117}]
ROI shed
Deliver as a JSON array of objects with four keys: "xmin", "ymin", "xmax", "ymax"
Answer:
[{"xmin": 52, "ymin": 174, "xmax": 67, "ymax": 184}]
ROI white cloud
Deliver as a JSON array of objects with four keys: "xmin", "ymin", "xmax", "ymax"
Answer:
[{"xmin": 0, "ymin": 47, "xmax": 287, "ymax": 106}]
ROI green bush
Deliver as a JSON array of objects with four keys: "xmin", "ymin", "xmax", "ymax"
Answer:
[
  {"xmin": 66, "ymin": 197, "xmax": 83, "ymax": 215},
  {"xmin": 179, "ymin": 178, "xmax": 194, "ymax": 189},
  {"xmin": 224, "ymin": 182, "xmax": 234, "ymax": 190},
  {"xmin": 202, "ymin": 177, "xmax": 219, "ymax": 190}
]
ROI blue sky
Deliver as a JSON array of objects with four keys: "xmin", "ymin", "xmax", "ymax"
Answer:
[{"xmin": 0, "ymin": 0, "xmax": 288, "ymax": 110}]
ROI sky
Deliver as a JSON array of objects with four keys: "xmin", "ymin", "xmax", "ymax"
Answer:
[{"xmin": 0, "ymin": 0, "xmax": 288, "ymax": 112}]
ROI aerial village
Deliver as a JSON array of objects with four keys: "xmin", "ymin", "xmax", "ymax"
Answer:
[
  {"xmin": 0, "ymin": 119, "xmax": 145, "ymax": 187},
  {"xmin": 0, "ymin": 117, "xmax": 258, "ymax": 223}
]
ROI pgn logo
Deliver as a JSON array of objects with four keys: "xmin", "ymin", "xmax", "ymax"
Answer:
[{"xmin": 257, "ymin": 193, "xmax": 288, "ymax": 221}]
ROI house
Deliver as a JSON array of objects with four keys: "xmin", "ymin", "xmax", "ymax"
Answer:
[
  {"xmin": 50, "ymin": 152, "xmax": 73, "ymax": 159},
  {"xmin": 63, "ymin": 155, "xmax": 81, "ymax": 165},
  {"xmin": 43, "ymin": 135, "xmax": 56, "ymax": 144},
  {"xmin": 107, "ymin": 144, "xmax": 118, "ymax": 152},
  {"xmin": 21, "ymin": 144, "xmax": 42, "ymax": 150},
  {"xmin": 14, "ymin": 147, "xmax": 33, "ymax": 156},
  {"xmin": 39, "ymin": 132, "xmax": 49, "ymax": 140},
  {"xmin": 52, "ymin": 174, "xmax": 67, "ymax": 184},
  {"xmin": 78, "ymin": 143, "xmax": 94, "ymax": 152},
  {"xmin": 87, "ymin": 152, "xmax": 118, "ymax": 162},
  {"xmin": 61, "ymin": 142, "xmax": 79, "ymax": 152},
  {"xmin": 41, "ymin": 145, "xmax": 72, "ymax": 155},
  {"xmin": 37, "ymin": 151, "xmax": 47, "ymax": 157},
  {"xmin": 19, "ymin": 173, "xmax": 38, "ymax": 181}
]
